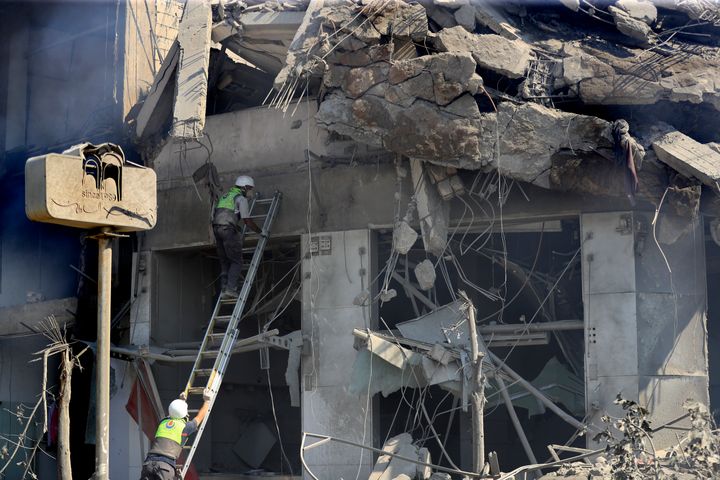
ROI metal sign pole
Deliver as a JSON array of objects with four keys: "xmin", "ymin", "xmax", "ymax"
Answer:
[
  {"xmin": 24, "ymin": 143, "xmax": 156, "ymax": 480},
  {"xmin": 95, "ymin": 228, "xmax": 112, "ymax": 480}
]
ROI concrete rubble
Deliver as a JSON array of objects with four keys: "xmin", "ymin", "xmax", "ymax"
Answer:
[
  {"xmin": 104, "ymin": 0, "xmax": 720, "ymax": 478},
  {"xmin": 248, "ymin": 0, "xmax": 720, "ymax": 229},
  {"xmin": 369, "ymin": 434, "xmax": 432, "ymax": 480},
  {"xmin": 652, "ymin": 131, "xmax": 720, "ymax": 189},
  {"xmin": 126, "ymin": 0, "xmax": 720, "ymax": 227}
]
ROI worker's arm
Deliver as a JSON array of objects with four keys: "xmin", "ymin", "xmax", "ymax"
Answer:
[
  {"xmin": 236, "ymin": 195, "xmax": 264, "ymax": 235},
  {"xmin": 243, "ymin": 218, "xmax": 263, "ymax": 235},
  {"xmin": 193, "ymin": 388, "xmax": 214, "ymax": 424},
  {"xmin": 193, "ymin": 399, "xmax": 211, "ymax": 424}
]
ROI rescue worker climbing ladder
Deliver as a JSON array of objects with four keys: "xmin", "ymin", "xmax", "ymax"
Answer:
[
  {"xmin": 175, "ymin": 188, "xmax": 282, "ymax": 478},
  {"xmin": 140, "ymin": 389, "xmax": 213, "ymax": 480},
  {"xmin": 212, "ymin": 175, "xmax": 264, "ymax": 297}
]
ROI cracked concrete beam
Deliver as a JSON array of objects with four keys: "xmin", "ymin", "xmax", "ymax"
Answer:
[
  {"xmin": 134, "ymin": 41, "xmax": 179, "ymax": 139},
  {"xmin": 171, "ymin": 0, "xmax": 212, "ymax": 139},
  {"xmin": 0, "ymin": 297, "xmax": 77, "ymax": 336},
  {"xmin": 273, "ymin": 0, "xmax": 326, "ymax": 90},
  {"xmin": 652, "ymin": 131, "xmax": 720, "ymax": 189},
  {"xmin": 410, "ymin": 158, "xmax": 449, "ymax": 257}
]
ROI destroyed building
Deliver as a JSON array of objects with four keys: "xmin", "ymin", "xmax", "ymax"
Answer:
[{"xmin": 3, "ymin": 0, "xmax": 720, "ymax": 478}]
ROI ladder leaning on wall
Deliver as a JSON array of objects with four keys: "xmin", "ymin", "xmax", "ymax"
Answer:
[{"xmin": 177, "ymin": 191, "xmax": 282, "ymax": 478}]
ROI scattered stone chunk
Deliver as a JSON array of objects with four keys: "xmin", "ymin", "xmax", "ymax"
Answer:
[
  {"xmin": 561, "ymin": 55, "xmax": 614, "ymax": 86},
  {"xmin": 379, "ymin": 443, "xmax": 421, "ymax": 480},
  {"xmin": 410, "ymin": 159, "xmax": 450, "ymax": 256},
  {"xmin": 558, "ymin": 0, "xmax": 580, "ymax": 11},
  {"xmin": 430, "ymin": 474, "xmax": 451, "ymax": 480},
  {"xmin": 652, "ymin": 131, "xmax": 720, "ymax": 189},
  {"xmin": 473, "ymin": 3, "xmax": 521, "ymax": 40},
  {"xmin": 434, "ymin": 27, "xmax": 532, "ymax": 79},
  {"xmin": 393, "ymin": 220, "xmax": 419, "ymax": 254},
  {"xmin": 415, "ymin": 259, "xmax": 437, "ymax": 290},
  {"xmin": 433, "ymin": 0, "xmax": 468, "ymax": 9},
  {"xmin": 608, "ymin": 5, "xmax": 654, "ymax": 46},
  {"xmin": 426, "ymin": 5, "xmax": 457, "ymax": 28},
  {"xmin": 615, "ymin": 0, "xmax": 657, "ymax": 24},
  {"xmin": 416, "ymin": 447, "xmax": 432, "ymax": 480},
  {"xmin": 454, "ymin": 4, "xmax": 476, "ymax": 31}
]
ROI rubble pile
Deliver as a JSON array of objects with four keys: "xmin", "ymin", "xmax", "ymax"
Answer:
[
  {"xmin": 539, "ymin": 399, "xmax": 720, "ymax": 480},
  {"xmin": 272, "ymin": 0, "xmax": 720, "ymax": 218}
]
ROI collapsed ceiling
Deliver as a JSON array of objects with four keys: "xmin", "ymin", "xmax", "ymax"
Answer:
[{"xmin": 130, "ymin": 0, "xmax": 720, "ymax": 222}]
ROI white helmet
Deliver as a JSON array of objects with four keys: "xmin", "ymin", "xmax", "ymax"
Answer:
[
  {"xmin": 235, "ymin": 175, "xmax": 255, "ymax": 188},
  {"xmin": 168, "ymin": 399, "xmax": 188, "ymax": 418}
]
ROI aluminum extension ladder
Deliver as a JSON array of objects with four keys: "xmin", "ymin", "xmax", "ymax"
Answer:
[{"xmin": 178, "ymin": 191, "xmax": 282, "ymax": 478}]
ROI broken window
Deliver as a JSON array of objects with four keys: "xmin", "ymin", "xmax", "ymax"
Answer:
[{"xmin": 367, "ymin": 218, "xmax": 584, "ymax": 470}]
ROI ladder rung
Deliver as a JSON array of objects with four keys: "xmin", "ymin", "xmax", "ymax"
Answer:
[
  {"xmin": 208, "ymin": 333, "xmax": 225, "ymax": 341},
  {"xmin": 188, "ymin": 409, "xmax": 199, "ymax": 414},
  {"xmin": 195, "ymin": 369, "xmax": 213, "ymax": 376},
  {"xmin": 201, "ymin": 350, "xmax": 222, "ymax": 358},
  {"xmin": 187, "ymin": 387, "xmax": 205, "ymax": 394},
  {"xmin": 214, "ymin": 314, "xmax": 232, "ymax": 322}
]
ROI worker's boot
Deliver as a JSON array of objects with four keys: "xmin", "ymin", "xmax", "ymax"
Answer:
[{"xmin": 222, "ymin": 287, "xmax": 239, "ymax": 298}]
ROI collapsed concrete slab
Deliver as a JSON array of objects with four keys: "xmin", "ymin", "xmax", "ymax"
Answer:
[
  {"xmin": 558, "ymin": 42, "xmax": 720, "ymax": 110},
  {"xmin": 319, "ymin": 89, "xmax": 615, "ymax": 187},
  {"xmin": 652, "ymin": 131, "xmax": 720, "ymax": 189},
  {"xmin": 433, "ymin": 26, "xmax": 533, "ymax": 79}
]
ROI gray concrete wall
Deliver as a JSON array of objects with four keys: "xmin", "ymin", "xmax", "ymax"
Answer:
[
  {"xmin": 146, "ymin": 101, "xmax": 637, "ymax": 251},
  {"xmin": 153, "ymin": 102, "xmax": 343, "ymax": 181},
  {"xmin": 301, "ymin": 229, "xmax": 376, "ymax": 480},
  {"xmin": 582, "ymin": 211, "xmax": 708, "ymax": 449}
]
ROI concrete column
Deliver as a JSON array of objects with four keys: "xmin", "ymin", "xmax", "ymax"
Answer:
[
  {"xmin": 582, "ymin": 212, "xmax": 708, "ymax": 449},
  {"xmin": 129, "ymin": 250, "xmax": 153, "ymax": 346},
  {"xmin": 301, "ymin": 229, "xmax": 375, "ymax": 480}
]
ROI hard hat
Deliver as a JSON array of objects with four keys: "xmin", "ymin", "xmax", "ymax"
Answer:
[
  {"xmin": 168, "ymin": 399, "xmax": 188, "ymax": 418},
  {"xmin": 235, "ymin": 175, "xmax": 255, "ymax": 188}
]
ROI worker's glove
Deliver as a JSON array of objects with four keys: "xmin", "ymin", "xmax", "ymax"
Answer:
[
  {"xmin": 203, "ymin": 388, "xmax": 214, "ymax": 402},
  {"xmin": 260, "ymin": 231, "xmax": 269, "ymax": 239},
  {"xmin": 179, "ymin": 392, "xmax": 187, "ymax": 401}
]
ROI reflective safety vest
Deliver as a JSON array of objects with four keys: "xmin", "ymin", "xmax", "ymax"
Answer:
[
  {"xmin": 147, "ymin": 417, "xmax": 187, "ymax": 460},
  {"xmin": 216, "ymin": 187, "xmax": 244, "ymax": 210}
]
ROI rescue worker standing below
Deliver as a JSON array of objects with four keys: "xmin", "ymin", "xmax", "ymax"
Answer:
[
  {"xmin": 213, "ymin": 175, "xmax": 264, "ymax": 296},
  {"xmin": 139, "ymin": 389, "xmax": 213, "ymax": 480}
]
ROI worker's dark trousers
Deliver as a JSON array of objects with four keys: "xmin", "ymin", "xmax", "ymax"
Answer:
[
  {"xmin": 213, "ymin": 224, "xmax": 244, "ymax": 291},
  {"xmin": 139, "ymin": 460, "xmax": 177, "ymax": 480}
]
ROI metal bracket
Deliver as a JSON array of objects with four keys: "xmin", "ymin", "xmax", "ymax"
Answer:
[
  {"xmin": 260, "ymin": 330, "xmax": 303, "ymax": 350},
  {"xmin": 88, "ymin": 231, "xmax": 130, "ymax": 240}
]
